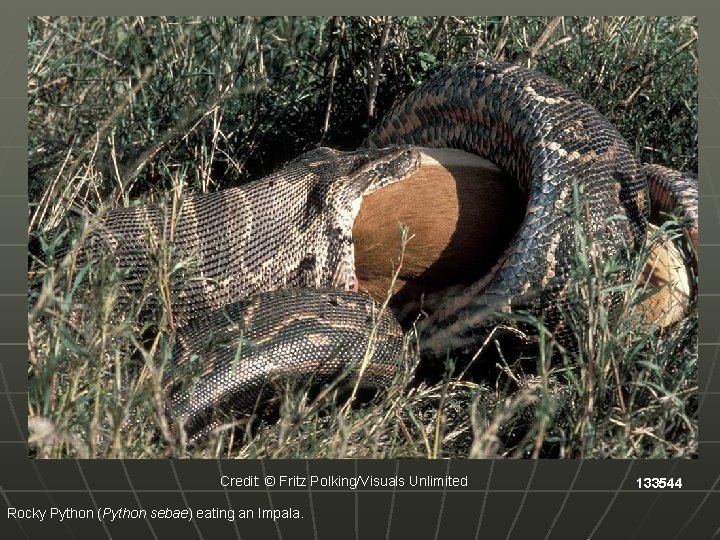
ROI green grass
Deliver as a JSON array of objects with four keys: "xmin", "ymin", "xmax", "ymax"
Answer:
[{"xmin": 28, "ymin": 16, "xmax": 697, "ymax": 458}]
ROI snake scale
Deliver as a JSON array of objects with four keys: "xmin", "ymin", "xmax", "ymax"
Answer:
[{"xmin": 81, "ymin": 60, "xmax": 698, "ymax": 442}]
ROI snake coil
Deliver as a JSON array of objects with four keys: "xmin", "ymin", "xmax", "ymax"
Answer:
[{"xmin": 80, "ymin": 61, "xmax": 696, "ymax": 442}]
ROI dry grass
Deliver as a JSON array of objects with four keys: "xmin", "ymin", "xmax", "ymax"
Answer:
[{"xmin": 28, "ymin": 16, "xmax": 697, "ymax": 458}]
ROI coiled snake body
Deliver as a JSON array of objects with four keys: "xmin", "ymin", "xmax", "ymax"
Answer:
[{"xmin": 83, "ymin": 61, "xmax": 697, "ymax": 442}]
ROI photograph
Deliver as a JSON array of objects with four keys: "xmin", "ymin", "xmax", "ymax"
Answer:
[{"xmin": 27, "ymin": 16, "xmax": 698, "ymax": 459}]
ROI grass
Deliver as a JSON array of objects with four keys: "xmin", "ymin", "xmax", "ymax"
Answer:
[{"xmin": 28, "ymin": 16, "xmax": 698, "ymax": 458}]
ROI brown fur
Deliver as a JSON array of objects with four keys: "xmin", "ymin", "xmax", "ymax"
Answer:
[
  {"xmin": 353, "ymin": 149, "xmax": 523, "ymax": 322},
  {"xmin": 353, "ymin": 148, "xmax": 692, "ymax": 330},
  {"xmin": 635, "ymin": 224, "xmax": 692, "ymax": 328}
]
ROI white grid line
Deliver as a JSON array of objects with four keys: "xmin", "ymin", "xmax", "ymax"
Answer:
[
  {"xmin": 629, "ymin": 460, "xmax": 682, "ymax": 539},
  {"xmin": 169, "ymin": 460, "xmax": 204, "ymax": 539},
  {"xmin": 432, "ymin": 459, "xmax": 452, "ymax": 539},
  {"xmin": 586, "ymin": 461, "xmax": 635, "ymax": 538},
  {"xmin": 544, "ymin": 460, "xmax": 584, "ymax": 539},
  {"xmin": 384, "ymin": 460, "xmax": 400, "ymax": 540},
  {"xmin": 216, "ymin": 461, "xmax": 242, "ymax": 539},
  {"xmin": 673, "ymin": 470, "xmax": 720, "ymax": 539},
  {"xmin": 259, "ymin": 460, "xmax": 283, "ymax": 539},
  {"xmin": 120, "ymin": 461, "xmax": 161, "ymax": 540},
  {"xmin": 306, "ymin": 459, "xmax": 319, "ymax": 540},
  {"xmin": 507, "ymin": 459, "xmax": 539, "ymax": 539},
  {"xmin": 474, "ymin": 458, "xmax": 496, "ymax": 539},
  {"xmin": 75, "ymin": 460, "xmax": 114, "ymax": 540}
]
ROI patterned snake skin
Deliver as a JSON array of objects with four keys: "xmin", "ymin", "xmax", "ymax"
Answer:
[
  {"xmin": 82, "ymin": 60, "xmax": 697, "ymax": 442},
  {"xmin": 644, "ymin": 164, "xmax": 699, "ymax": 255},
  {"xmin": 87, "ymin": 146, "xmax": 420, "ymax": 441},
  {"xmin": 366, "ymin": 61, "xmax": 696, "ymax": 357}
]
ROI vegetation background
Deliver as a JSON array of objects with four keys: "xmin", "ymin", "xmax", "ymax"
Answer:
[{"xmin": 28, "ymin": 16, "xmax": 698, "ymax": 458}]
